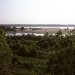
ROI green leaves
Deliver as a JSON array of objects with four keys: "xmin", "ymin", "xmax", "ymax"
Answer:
[
  {"xmin": 56, "ymin": 30, "xmax": 62, "ymax": 37},
  {"xmin": 0, "ymin": 33, "xmax": 13, "ymax": 75},
  {"xmin": 5, "ymin": 29, "xmax": 75, "ymax": 75},
  {"xmin": 0, "ymin": 29, "xmax": 5, "ymax": 36}
]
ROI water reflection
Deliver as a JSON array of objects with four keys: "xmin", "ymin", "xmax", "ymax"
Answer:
[{"xmin": 6, "ymin": 33, "xmax": 44, "ymax": 36}]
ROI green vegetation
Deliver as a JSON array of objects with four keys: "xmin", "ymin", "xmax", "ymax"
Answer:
[
  {"xmin": 20, "ymin": 27, "xmax": 25, "ymax": 31},
  {"xmin": 0, "ymin": 29, "xmax": 13, "ymax": 75},
  {"xmin": 1, "ymin": 27, "xmax": 75, "ymax": 75},
  {"xmin": 0, "ymin": 25, "xmax": 14, "ymax": 31}
]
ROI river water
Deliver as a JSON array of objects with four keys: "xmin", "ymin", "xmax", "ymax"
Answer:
[
  {"xmin": 6, "ymin": 33, "xmax": 44, "ymax": 36},
  {"xmin": 6, "ymin": 32, "xmax": 67, "ymax": 36},
  {"xmin": 5, "ymin": 24, "xmax": 74, "ymax": 36}
]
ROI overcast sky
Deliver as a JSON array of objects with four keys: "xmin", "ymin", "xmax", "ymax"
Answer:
[{"xmin": 0, "ymin": 0, "xmax": 75, "ymax": 24}]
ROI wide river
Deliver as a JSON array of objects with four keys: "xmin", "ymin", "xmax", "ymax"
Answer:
[{"xmin": 4, "ymin": 24, "xmax": 75, "ymax": 36}]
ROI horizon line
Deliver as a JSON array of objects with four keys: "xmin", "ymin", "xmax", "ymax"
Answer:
[{"xmin": 0, "ymin": 23, "xmax": 75, "ymax": 25}]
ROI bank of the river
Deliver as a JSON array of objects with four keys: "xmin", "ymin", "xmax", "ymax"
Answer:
[{"xmin": 5, "ymin": 28, "xmax": 72, "ymax": 36}]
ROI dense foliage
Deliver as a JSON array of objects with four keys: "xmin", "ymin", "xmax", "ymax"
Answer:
[
  {"xmin": 5, "ymin": 28, "xmax": 75, "ymax": 75},
  {"xmin": 1, "ymin": 26, "xmax": 75, "ymax": 75},
  {"xmin": 0, "ymin": 29, "xmax": 13, "ymax": 75}
]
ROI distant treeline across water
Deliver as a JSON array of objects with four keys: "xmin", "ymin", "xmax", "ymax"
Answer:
[{"xmin": 1, "ymin": 24, "xmax": 75, "ymax": 28}]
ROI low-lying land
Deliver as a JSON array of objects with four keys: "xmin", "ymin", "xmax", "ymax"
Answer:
[
  {"xmin": 0, "ymin": 25, "xmax": 73, "ymax": 35},
  {"xmin": 6, "ymin": 28, "xmax": 73, "ymax": 35}
]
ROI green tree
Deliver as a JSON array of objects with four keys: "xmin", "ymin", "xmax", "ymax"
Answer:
[
  {"xmin": 0, "ymin": 28, "xmax": 5, "ymax": 36},
  {"xmin": 0, "ymin": 29, "xmax": 13, "ymax": 75},
  {"xmin": 44, "ymin": 32, "xmax": 49, "ymax": 37},
  {"xmin": 13, "ymin": 26, "xmax": 16, "ymax": 36},
  {"xmin": 20, "ymin": 27, "xmax": 25, "ymax": 31},
  {"xmin": 43, "ymin": 41, "xmax": 49, "ymax": 48},
  {"xmin": 56, "ymin": 30, "xmax": 62, "ymax": 37},
  {"xmin": 17, "ymin": 45, "xmax": 27, "ymax": 57}
]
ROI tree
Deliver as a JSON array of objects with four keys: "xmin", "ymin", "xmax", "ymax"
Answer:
[
  {"xmin": 56, "ymin": 30, "xmax": 62, "ymax": 37},
  {"xmin": 43, "ymin": 41, "xmax": 49, "ymax": 48},
  {"xmin": 13, "ymin": 26, "xmax": 16, "ymax": 36},
  {"xmin": 17, "ymin": 45, "xmax": 27, "ymax": 57},
  {"xmin": 20, "ymin": 27, "xmax": 25, "ymax": 31},
  {"xmin": 44, "ymin": 32, "xmax": 49, "ymax": 37},
  {"xmin": 0, "ymin": 29, "xmax": 13, "ymax": 75},
  {"xmin": 0, "ymin": 28, "xmax": 5, "ymax": 36}
]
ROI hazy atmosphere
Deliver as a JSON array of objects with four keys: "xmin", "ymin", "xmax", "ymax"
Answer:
[
  {"xmin": 1, "ymin": 1, "xmax": 75, "ymax": 75},
  {"xmin": 0, "ymin": 0, "xmax": 75, "ymax": 24}
]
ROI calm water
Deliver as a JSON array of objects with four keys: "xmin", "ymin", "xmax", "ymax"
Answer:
[
  {"xmin": 6, "ymin": 32, "xmax": 67, "ymax": 36},
  {"xmin": 6, "ymin": 33, "xmax": 45, "ymax": 36}
]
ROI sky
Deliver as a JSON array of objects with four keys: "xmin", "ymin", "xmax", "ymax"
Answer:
[{"xmin": 0, "ymin": 0, "xmax": 75, "ymax": 24}]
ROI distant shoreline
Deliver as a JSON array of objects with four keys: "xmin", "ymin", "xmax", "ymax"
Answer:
[
  {"xmin": 1, "ymin": 24, "xmax": 75, "ymax": 28},
  {"xmin": 6, "ymin": 28, "xmax": 72, "ymax": 35}
]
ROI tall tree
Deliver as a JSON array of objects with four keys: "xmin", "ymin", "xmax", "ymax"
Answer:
[
  {"xmin": 0, "ymin": 29, "xmax": 13, "ymax": 75},
  {"xmin": 0, "ymin": 28, "xmax": 5, "ymax": 36},
  {"xmin": 13, "ymin": 26, "xmax": 16, "ymax": 36}
]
